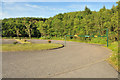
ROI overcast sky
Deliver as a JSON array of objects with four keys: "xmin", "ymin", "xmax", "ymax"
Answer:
[{"xmin": 1, "ymin": 2, "xmax": 118, "ymax": 19}]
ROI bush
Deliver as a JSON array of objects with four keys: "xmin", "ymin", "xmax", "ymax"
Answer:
[
  {"xmin": 48, "ymin": 40, "xmax": 51, "ymax": 43},
  {"xmin": 24, "ymin": 40, "xmax": 27, "ymax": 42},
  {"xmin": 13, "ymin": 41, "xmax": 18, "ymax": 44},
  {"xmin": 40, "ymin": 36, "xmax": 46, "ymax": 40}
]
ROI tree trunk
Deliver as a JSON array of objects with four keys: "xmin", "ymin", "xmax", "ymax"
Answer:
[
  {"xmin": 28, "ymin": 30, "xmax": 31, "ymax": 39},
  {"xmin": 16, "ymin": 30, "xmax": 19, "ymax": 38}
]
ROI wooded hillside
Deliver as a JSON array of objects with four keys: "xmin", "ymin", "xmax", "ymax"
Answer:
[{"xmin": 2, "ymin": 4, "xmax": 119, "ymax": 42}]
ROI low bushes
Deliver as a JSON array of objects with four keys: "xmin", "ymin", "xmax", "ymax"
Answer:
[{"xmin": 13, "ymin": 41, "xmax": 18, "ymax": 44}]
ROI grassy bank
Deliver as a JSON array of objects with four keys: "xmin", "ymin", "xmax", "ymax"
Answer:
[
  {"xmin": 2, "ymin": 43, "xmax": 63, "ymax": 52},
  {"xmin": 107, "ymin": 42, "xmax": 119, "ymax": 71}
]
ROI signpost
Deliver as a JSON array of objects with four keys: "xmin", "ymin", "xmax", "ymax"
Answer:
[{"xmin": 65, "ymin": 29, "xmax": 109, "ymax": 47}]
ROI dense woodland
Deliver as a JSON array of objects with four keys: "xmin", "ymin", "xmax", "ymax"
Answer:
[{"xmin": 1, "ymin": 3, "xmax": 119, "ymax": 42}]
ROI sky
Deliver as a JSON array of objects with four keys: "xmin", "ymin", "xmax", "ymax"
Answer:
[
  {"xmin": 1, "ymin": 2, "xmax": 118, "ymax": 19},
  {"xmin": 2, "ymin": 0, "xmax": 118, "ymax": 2}
]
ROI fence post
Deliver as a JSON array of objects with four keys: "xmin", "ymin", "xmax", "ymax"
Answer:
[
  {"xmin": 106, "ymin": 29, "xmax": 108, "ymax": 47},
  {"xmin": 65, "ymin": 35, "xmax": 66, "ymax": 47}
]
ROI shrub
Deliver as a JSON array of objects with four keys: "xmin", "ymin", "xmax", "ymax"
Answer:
[
  {"xmin": 24, "ymin": 40, "xmax": 27, "ymax": 42},
  {"xmin": 48, "ymin": 40, "xmax": 51, "ymax": 43},
  {"xmin": 13, "ymin": 41, "xmax": 18, "ymax": 44},
  {"xmin": 40, "ymin": 36, "xmax": 46, "ymax": 40}
]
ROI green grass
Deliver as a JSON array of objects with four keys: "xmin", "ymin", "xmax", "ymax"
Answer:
[
  {"xmin": 107, "ymin": 42, "xmax": 119, "ymax": 71},
  {"xmin": 15, "ymin": 39, "xmax": 31, "ymax": 44},
  {"xmin": 42, "ymin": 37, "xmax": 109, "ymax": 45},
  {"xmin": 2, "ymin": 43, "xmax": 63, "ymax": 52}
]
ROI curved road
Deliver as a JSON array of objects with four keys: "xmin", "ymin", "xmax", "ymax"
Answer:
[{"xmin": 2, "ymin": 39, "xmax": 118, "ymax": 78}]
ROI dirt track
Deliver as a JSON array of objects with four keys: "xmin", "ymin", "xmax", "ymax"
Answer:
[{"xmin": 2, "ymin": 39, "xmax": 118, "ymax": 78}]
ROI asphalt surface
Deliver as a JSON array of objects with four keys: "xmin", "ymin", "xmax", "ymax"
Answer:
[
  {"xmin": 2, "ymin": 39, "xmax": 19, "ymax": 44},
  {"xmin": 2, "ymin": 39, "xmax": 118, "ymax": 78}
]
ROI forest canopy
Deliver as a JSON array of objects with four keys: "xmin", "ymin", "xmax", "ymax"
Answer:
[{"xmin": 1, "ymin": 4, "xmax": 119, "ymax": 42}]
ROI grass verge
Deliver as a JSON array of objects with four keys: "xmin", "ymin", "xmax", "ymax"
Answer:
[
  {"xmin": 106, "ymin": 42, "xmax": 119, "ymax": 72},
  {"xmin": 2, "ymin": 43, "xmax": 63, "ymax": 52},
  {"xmin": 15, "ymin": 39, "xmax": 31, "ymax": 44}
]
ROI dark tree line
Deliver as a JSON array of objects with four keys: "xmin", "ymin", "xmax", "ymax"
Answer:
[
  {"xmin": 1, "ymin": 3, "xmax": 119, "ymax": 41},
  {"xmin": 2, "ymin": 17, "xmax": 47, "ymax": 38}
]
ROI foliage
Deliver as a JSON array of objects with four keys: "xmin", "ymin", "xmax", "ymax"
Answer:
[
  {"xmin": 1, "ymin": 4, "xmax": 119, "ymax": 42},
  {"xmin": 107, "ymin": 42, "xmax": 119, "ymax": 71},
  {"xmin": 2, "ymin": 17, "xmax": 46, "ymax": 38},
  {"xmin": 1, "ymin": 2, "xmax": 119, "ymax": 71},
  {"xmin": 15, "ymin": 39, "xmax": 31, "ymax": 44},
  {"xmin": 13, "ymin": 41, "xmax": 18, "ymax": 44},
  {"xmin": 24, "ymin": 39, "xmax": 27, "ymax": 42},
  {"xmin": 48, "ymin": 40, "xmax": 51, "ymax": 43}
]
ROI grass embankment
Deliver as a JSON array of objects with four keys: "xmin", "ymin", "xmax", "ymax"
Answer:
[
  {"xmin": 2, "ymin": 43, "xmax": 63, "ymax": 52},
  {"xmin": 107, "ymin": 42, "xmax": 119, "ymax": 71}
]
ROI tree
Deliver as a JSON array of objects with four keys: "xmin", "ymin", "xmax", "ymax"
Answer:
[
  {"xmin": 14, "ymin": 20, "xmax": 21, "ymax": 37},
  {"xmin": 2, "ymin": 4, "xmax": 118, "ymax": 42},
  {"xmin": 84, "ymin": 6, "xmax": 92, "ymax": 15}
]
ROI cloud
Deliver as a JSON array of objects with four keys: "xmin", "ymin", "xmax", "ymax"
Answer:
[
  {"xmin": 1, "ymin": 2, "xmax": 67, "ymax": 19},
  {"xmin": 1, "ymin": 2, "xmax": 117, "ymax": 19},
  {"xmin": 0, "ymin": 12, "xmax": 2, "ymax": 19},
  {"xmin": 68, "ymin": 4, "xmax": 86, "ymax": 11},
  {"xmin": 67, "ymin": 4, "xmax": 94, "ymax": 11},
  {"xmin": 2, "ymin": 2, "xmax": 15, "ymax": 5},
  {"xmin": 24, "ymin": 3, "xmax": 66, "ymax": 11},
  {"xmin": 1, "ymin": 12, "xmax": 11, "ymax": 19},
  {"xmin": 25, "ymin": 4, "xmax": 40, "ymax": 8}
]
